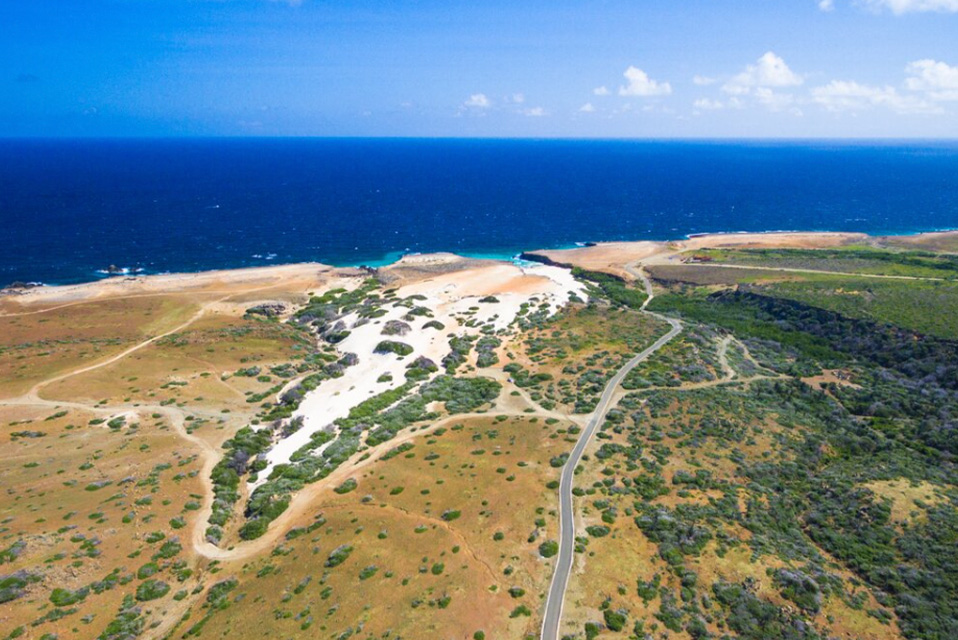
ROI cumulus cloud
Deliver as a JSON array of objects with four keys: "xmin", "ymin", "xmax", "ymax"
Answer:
[
  {"xmin": 593, "ymin": 85, "xmax": 611, "ymax": 96},
  {"xmin": 819, "ymin": 0, "xmax": 835, "ymax": 10},
  {"xmin": 812, "ymin": 80, "xmax": 941, "ymax": 113},
  {"xmin": 579, "ymin": 102, "xmax": 596, "ymax": 113},
  {"xmin": 618, "ymin": 66, "xmax": 672, "ymax": 96},
  {"xmin": 463, "ymin": 93, "xmax": 491, "ymax": 108},
  {"xmin": 522, "ymin": 106, "xmax": 547, "ymax": 117},
  {"xmin": 722, "ymin": 52, "xmax": 803, "ymax": 95},
  {"xmin": 905, "ymin": 59, "xmax": 958, "ymax": 100},
  {"xmin": 511, "ymin": 93, "xmax": 525, "ymax": 104},
  {"xmin": 858, "ymin": 0, "xmax": 958, "ymax": 13},
  {"xmin": 692, "ymin": 75, "xmax": 717, "ymax": 86}
]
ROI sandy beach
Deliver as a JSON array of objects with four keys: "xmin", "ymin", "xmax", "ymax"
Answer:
[{"xmin": 6, "ymin": 229, "xmax": 953, "ymax": 312}]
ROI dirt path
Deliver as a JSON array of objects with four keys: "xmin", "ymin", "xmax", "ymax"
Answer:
[
  {"xmin": 317, "ymin": 501, "xmax": 502, "ymax": 583},
  {"xmin": 0, "ymin": 287, "xmax": 298, "ymax": 318},
  {"xmin": 189, "ymin": 405, "xmax": 560, "ymax": 562},
  {"xmin": 679, "ymin": 261, "xmax": 947, "ymax": 282},
  {"xmin": 0, "ymin": 292, "xmax": 190, "ymax": 317},
  {"xmin": 484, "ymin": 368, "xmax": 586, "ymax": 426},
  {"xmin": 716, "ymin": 335, "xmax": 735, "ymax": 381},
  {"xmin": 24, "ymin": 298, "xmax": 229, "ymax": 404}
]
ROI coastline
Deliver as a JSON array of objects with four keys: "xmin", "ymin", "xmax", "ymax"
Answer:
[{"xmin": 5, "ymin": 228, "xmax": 958, "ymax": 300}]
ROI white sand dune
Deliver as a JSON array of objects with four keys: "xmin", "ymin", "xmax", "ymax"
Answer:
[{"xmin": 252, "ymin": 261, "xmax": 584, "ymax": 488}]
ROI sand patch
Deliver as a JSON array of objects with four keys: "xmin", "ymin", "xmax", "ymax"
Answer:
[
  {"xmin": 254, "ymin": 261, "xmax": 585, "ymax": 487},
  {"xmin": 527, "ymin": 241, "xmax": 664, "ymax": 279}
]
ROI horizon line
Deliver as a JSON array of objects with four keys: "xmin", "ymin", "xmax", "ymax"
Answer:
[{"xmin": 2, "ymin": 135, "xmax": 958, "ymax": 143}]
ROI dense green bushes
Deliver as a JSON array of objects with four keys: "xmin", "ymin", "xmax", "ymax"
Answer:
[
  {"xmin": 475, "ymin": 336, "xmax": 501, "ymax": 367},
  {"xmin": 134, "ymin": 579, "xmax": 170, "ymax": 602},
  {"xmin": 572, "ymin": 267, "xmax": 648, "ymax": 309},
  {"xmin": 0, "ymin": 571, "xmax": 38, "ymax": 604},
  {"xmin": 420, "ymin": 375, "xmax": 501, "ymax": 414},
  {"xmin": 374, "ymin": 340, "xmax": 414, "ymax": 356},
  {"xmin": 627, "ymin": 280, "xmax": 958, "ymax": 640},
  {"xmin": 233, "ymin": 375, "xmax": 499, "ymax": 541},
  {"xmin": 208, "ymin": 426, "xmax": 272, "ymax": 537}
]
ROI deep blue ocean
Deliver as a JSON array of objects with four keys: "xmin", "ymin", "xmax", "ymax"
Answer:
[{"xmin": 2, "ymin": 138, "xmax": 957, "ymax": 285}]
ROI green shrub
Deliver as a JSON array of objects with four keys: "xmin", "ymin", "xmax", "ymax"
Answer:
[
  {"xmin": 538, "ymin": 540, "xmax": 559, "ymax": 558},
  {"xmin": 135, "ymin": 579, "xmax": 170, "ymax": 602},
  {"xmin": 333, "ymin": 478, "xmax": 358, "ymax": 494},
  {"xmin": 603, "ymin": 608, "xmax": 627, "ymax": 632},
  {"xmin": 50, "ymin": 586, "xmax": 89, "ymax": 607},
  {"xmin": 325, "ymin": 545, "xmax": 353, "ymax": 568},
  {"xmin": 510, "ymin": 604, "xmax": 532, "ymax": 618},
  {"xmin": 374, "ymin": 341, "xmax": 414, "ymax": 357}
]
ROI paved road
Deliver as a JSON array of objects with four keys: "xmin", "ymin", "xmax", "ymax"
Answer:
[{"xmin": 540, "ymin": 270, "xmax": 682, "ymax": 640}]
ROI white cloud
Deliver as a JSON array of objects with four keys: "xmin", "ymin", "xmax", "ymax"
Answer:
[
  {"xmin": 693, "ymin": 75, "xmax": 717, "ymax": 86},
  {"xmin": 693, "ymin": 98, "xmax": 724, "ymax": 110},
  {"xmin": 593, "ymin": 86, "xmax": 611, "ymax": 96},
  {"xmin": 905, "ymin": 59, "xmax": 958, "ymax": 100},
  {"xmin": 522, "ymin": 106, "xmax": 547, "ymax": 117},
  {"xmin": 754, "ymin": 87, "xmax": 797, "ymax": 111},
  {"xmin": 812, "ymin": 80, "xmax": 942, "ymax": 113},
  {"xmin": 723, "ymin": 52, "xmax": 803, "ymax": 95},
  {"xmin": 510, "ymin": 93, "xmax": 525, "ymax": 104},
  {"xmin": 858, "ymin": 0, "xmax": 958, "ymax": 13},
  {"xmin": 463, "ymin": 93, "xmax": 491, "ymax": 108},
  {"xmin": 618, "ymin": 66, "xmax": 672, "ymax": 96},
  {"xmin": 579, "ymin": 102, "xmax": 596, "ymax": 113},
  {"xmin": 819, "ymin": 0, "xmax": 835, "ymax": 10}
]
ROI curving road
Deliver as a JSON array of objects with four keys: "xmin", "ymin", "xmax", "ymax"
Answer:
[{"xmin": 540, "ymin": 269, "xmax": 682, "ymax": 640}]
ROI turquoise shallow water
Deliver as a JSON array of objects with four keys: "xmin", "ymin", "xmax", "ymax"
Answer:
[{"xmin": 1, "ymin": 138, "xmax": 957, "ymax": 285}]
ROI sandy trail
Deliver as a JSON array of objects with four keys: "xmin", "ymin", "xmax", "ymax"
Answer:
[
  {"xmin": 716, "ymin": 335, "xmax": 735, "ymax": 381},
  {"xmin": 312, "ymin": 501, "xmax": 501, "ymax": 583},
  {"xmin": 24, "ymin": 298, "xmax": 227, "ymax": 403},
  {"xmin": 190, "ymin": 404, "xmax": 560, "ymax": 562},
  {"xmin": 22, "ymin": 278, "xmax": 299, "ymax": 404},
  {"xmin": 0, "ymin": 289, "xmax": 275, "ymax": 318}
]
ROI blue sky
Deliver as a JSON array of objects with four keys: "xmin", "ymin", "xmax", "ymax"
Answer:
[{"xmin": 1, "ymin": 0, "xmax": 956, "ymax": 137}]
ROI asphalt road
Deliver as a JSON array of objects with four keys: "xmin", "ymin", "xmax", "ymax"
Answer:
[{"xmin": 540, "ymin": 271, "xmax": 682, "ymax": 640}]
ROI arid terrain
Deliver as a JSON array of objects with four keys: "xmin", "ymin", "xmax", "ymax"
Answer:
[{"xmin": 4, "ymin": 231, "xmax": 958, "ymax": 640}]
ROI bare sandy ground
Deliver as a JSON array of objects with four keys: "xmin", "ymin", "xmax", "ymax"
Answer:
[
  {"xmin": 0, "ymin": 262, "xmax": 336, "ymax": 314},
  {"xmin": 527, "ymin": 242, "xmax": 665, "ymax": 279},
  {"xmin": 875, "ymin": 230, "xmax": 958, "ymax": 252},
  {"xmin": 678, "ymin": 231, "xmax": 867, "ymax": 250},
  {"xmin": 256, "ymin": 258, "xmax": 585, "ymax": 486},
  {"xmin": 525, "ymin": 231, "xmax": 871, "ymax": 276}
]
